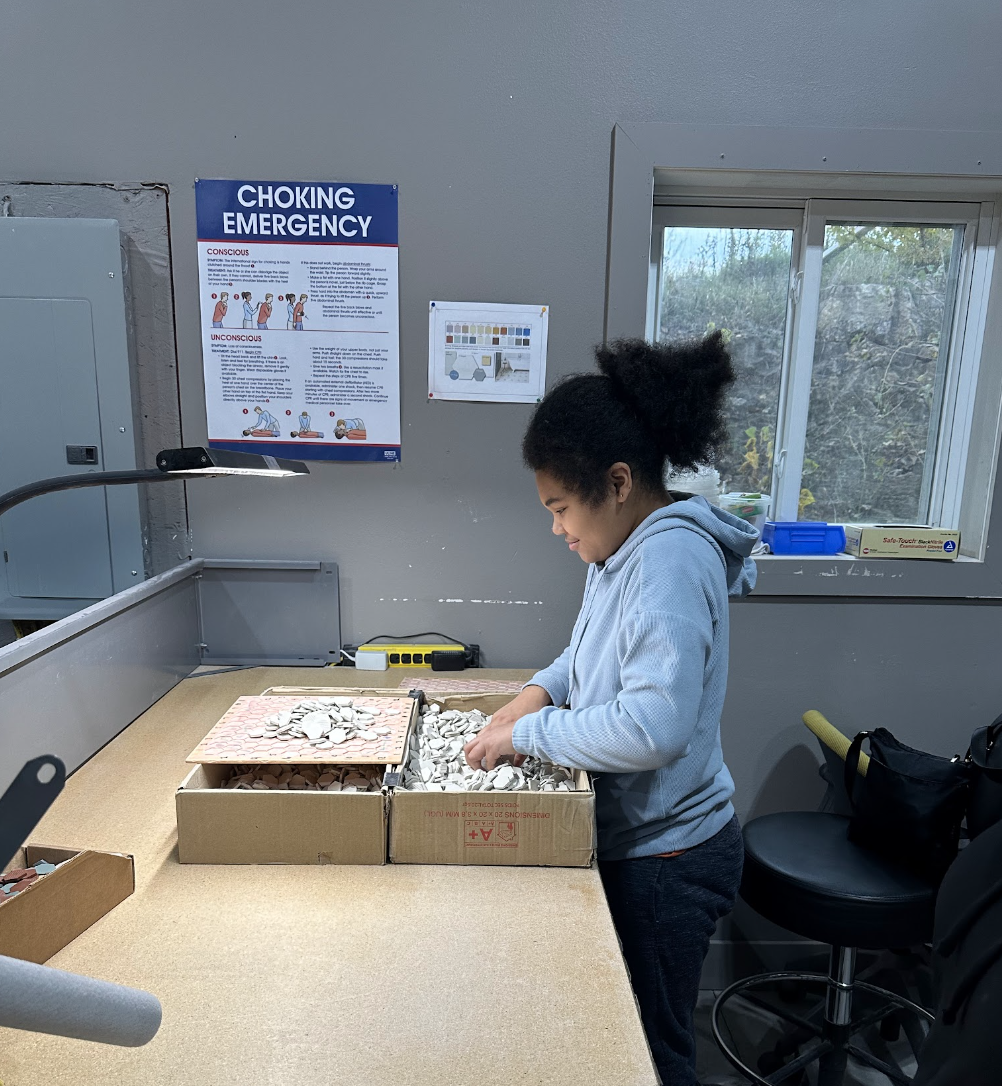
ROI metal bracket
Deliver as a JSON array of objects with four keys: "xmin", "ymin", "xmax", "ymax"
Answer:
[
  {"xmin": 0, "ymin": 755, "xmax": 66, "ymax": 871},
  {"xmin": 789, "ymin": 270, "xmax": 804, "ymax": 306}
]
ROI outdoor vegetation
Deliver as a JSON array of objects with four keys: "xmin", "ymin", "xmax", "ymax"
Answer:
[{"xmin": 658, "ymin": 222, "xmax": 960, "ymax": 523}]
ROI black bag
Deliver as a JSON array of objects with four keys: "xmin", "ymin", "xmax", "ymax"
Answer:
[
  {"xmin": 966, "ymin": 714, "xmax": 1002, "ymax": 841},
  {"xmin": 844, "ymin": 728, "xmax": 971, "ymax": 883}
]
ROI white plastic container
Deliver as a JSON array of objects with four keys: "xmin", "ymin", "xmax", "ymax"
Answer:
[
  {"xmin": 718, "ymin": 492, "xmax": 771, "ymax": 534},
  {"xmin": 666, "ymin": 465, "xmax": 721, "ymax": 505}
]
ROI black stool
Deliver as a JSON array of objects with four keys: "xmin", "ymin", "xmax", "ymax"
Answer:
[{"xmin": 712, "ymin": 812, "xmax": 936, "ymax": 1085}]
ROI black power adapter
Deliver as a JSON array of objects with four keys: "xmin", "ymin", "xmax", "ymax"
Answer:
[{"xmin": 430, "ymin": 650, "xmax": 466, "ymax": 671}]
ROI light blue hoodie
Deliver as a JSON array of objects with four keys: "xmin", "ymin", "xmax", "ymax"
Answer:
[{"xmin": 512, "ymin": 496, "xmax": 757, "ymax": 860}]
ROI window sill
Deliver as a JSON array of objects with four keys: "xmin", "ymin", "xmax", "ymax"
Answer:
[
  {"xmin": 746, "ymin": 550, "xmax": 1001, "ymax": 599},
  {"xmin": 755, "ymin": 551, "xmax": 978, "ymax": 563}
]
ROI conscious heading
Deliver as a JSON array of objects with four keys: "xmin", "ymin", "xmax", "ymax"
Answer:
[{"xmin": 195, "ymin": 179, "xmax": 398, "ymax": 245}]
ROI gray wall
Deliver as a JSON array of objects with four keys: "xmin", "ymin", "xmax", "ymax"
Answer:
[{"xmin": 3, "ymin": 2, "xmax": 1002, "ymax": 815}]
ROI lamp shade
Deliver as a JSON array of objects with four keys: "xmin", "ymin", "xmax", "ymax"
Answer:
[{"xmin": 155, "ymin": 447, "xmax": 308, "ymax": 477}]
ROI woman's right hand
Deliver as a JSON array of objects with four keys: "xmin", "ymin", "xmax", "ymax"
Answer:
[
  {"xmin": 488, "ymin": 684, "xmax": 553, "ymax": 731},
  {"xmin": 464, "ymin": 682, "xmax": 551, "ymax": 768}
]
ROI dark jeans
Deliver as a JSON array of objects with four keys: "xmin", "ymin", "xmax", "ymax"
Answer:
[{"xmin": 599, "ymin": 816, "xmax": 744, "ymax": 1086}]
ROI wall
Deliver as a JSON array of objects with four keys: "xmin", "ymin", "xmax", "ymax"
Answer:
[{"xmin": 3, "ymin": 4, "xmax": 1002, "ymax": 826}]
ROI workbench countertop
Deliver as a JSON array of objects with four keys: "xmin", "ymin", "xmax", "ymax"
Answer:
[{"xmin": 0, "ymin": 666, "xmax": 656, "ymax": 1085}]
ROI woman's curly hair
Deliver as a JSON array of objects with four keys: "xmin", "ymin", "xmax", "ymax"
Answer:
[{"xmin": 522, "ymin": 332, "xmax": 735, "ymax": 506}]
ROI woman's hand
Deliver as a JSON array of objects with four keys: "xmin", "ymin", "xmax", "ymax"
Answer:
[{"xmin": 463, "ymin": 685, "xmax": 552, "ymax": 770}]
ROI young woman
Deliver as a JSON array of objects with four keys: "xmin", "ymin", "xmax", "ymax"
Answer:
[{"xmin": 464, "ymin": 333, "xmax": 757, "ymax": 1086}]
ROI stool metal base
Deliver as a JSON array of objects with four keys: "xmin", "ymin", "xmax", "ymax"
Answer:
[{"xmin": 711, "ymin": 954, "xmax": 933, "ymax": 1086}]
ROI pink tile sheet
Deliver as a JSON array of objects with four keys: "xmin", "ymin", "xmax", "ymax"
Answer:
[
  {"xmin": 186, "ymin": 695, "xmax": 416, "ymax": 765},
  {"xmin": 397, "ymin": 677, "xmax": 526, "ymax": 694}
]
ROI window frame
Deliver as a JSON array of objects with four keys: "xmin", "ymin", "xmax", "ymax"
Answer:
[
  {"xmin": 651, "ymin": 199, "xmax": 989, "ymax": 531},
  {"xmin": 606, "ymin": 122, "xmax": 1002, "ymax": 597}
]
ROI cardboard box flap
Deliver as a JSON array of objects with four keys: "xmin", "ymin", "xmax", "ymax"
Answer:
[
  {"xmin": 0, "ymin": 846, "xmax": 135, "ymax": 964},
  {"xmin": 263, "ymin": 686, "xmax": 424, "ymax": 698}
]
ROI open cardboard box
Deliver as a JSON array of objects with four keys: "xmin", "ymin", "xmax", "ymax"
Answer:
[
  {"xmin": 176, "ymin": 688, "xmax": 422, "ymax": 865},
  {"xmin": 0, "ymin": 844, "xmax": 135, "ymax": 964},
  {"xmin": 176, "ymin": 764, "xmax": 392, "ymax": 865},
  {"xmin": 389, "ymin": 693, "xmax": 597, "ymax": 868}
]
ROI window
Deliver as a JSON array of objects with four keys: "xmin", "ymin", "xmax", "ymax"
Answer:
[{"xmin": 650, "ymin": 199, "xmax": 994, "ymax": 529}]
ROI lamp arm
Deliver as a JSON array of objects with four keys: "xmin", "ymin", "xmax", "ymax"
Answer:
[{"xmin": 0, "ymin": 470, "xmax": 209, "ymax": 518}]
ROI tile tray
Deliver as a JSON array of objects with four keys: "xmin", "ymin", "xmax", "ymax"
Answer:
[
  {"xmin": 186, "ymin": 695, "xmax": 416, "ymax": 766},
  {"xmin": 397, "ymin": 677, "xmax": 527, "ymax": 694}
]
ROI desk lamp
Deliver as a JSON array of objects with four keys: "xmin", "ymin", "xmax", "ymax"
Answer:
[{"xmin": 0, "ymin": 445, "xmax": 309, "ymax": 517}]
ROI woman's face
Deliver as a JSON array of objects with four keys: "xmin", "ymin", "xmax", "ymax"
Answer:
[{"xmin": 535, "ymin": 468, "xmax": 633, "ymax": 564}]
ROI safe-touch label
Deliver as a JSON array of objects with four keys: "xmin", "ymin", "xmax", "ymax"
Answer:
[{"xmin": 464, "ymin": 819, "xmax": 519, "ymax": 848}]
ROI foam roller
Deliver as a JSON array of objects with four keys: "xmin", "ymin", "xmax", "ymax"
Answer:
[
  {"xmin": 0, "ymin": 954, "xmax": 161, "ymax": 1046},
  {"xmin": 803, "ymin": 709, "xmax": 870, "ymax": 776}
]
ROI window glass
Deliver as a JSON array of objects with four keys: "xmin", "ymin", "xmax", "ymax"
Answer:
[
  {"xmin": 802, "ymin": 223, "xmax": 964, "ymax": 523},
  {"xmin": 658, "ymin": 227, "xmax": 793, "ymax": 494}
]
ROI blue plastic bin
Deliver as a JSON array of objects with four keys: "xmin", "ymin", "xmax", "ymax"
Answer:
[{"xmin": 762, "ymin": 521, "xmax": 846, "ymax": 556}]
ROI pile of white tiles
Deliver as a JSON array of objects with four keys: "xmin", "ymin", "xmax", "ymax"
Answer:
[
  {"xmin": 402, "ymin": 703, "xmax": 578, "ymax": 792},
  {"xmin": 256, "ymin": 697, "xmax": 391, "ymax": 749}
]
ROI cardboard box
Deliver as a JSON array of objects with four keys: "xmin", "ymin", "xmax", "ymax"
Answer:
[
  {"xmin": 0, "ymin": 845, "xmax": 135, "ymax": 964},
  {"xmin": 176, "ymin": 764, "xmax": 389, "ymax": 865},
  {"xmin": 843, "ymin": 524, "xmax": 960, "ymax": 559},
  {"xmin": 261, "ymin": 686, "xmax": 423, "ymax": 698},
  {"xmin": 388, "ymin": 694, "xmax": 596, "ymax": 868}
]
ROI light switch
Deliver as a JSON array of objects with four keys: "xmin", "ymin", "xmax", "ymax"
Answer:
[{"xmin": 65, "ymin": 446, "xmax": 99, "ymax": 465}]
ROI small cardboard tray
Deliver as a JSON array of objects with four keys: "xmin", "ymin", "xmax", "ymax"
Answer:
[
  {"xmin": 176, "ymin": 764, "xmax": 390, "ymax": 865},
  {"xmin": 186, "ymin": 693, "xmax": 418, "ymax": 766},
  {"xmin": 388, "ymin": 693, "xmax": 596, "ymax": 868},
  {"xmin": 0, "ymin": 844, "xmax": 135, "ymax": 963}
]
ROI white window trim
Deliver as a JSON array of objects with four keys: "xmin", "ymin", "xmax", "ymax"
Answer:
[
  {"xmin": 650, "ymin": 198, "xmax": 989, "ymax": 532},
  {"xmin": 607, "ymin": 122, "xmax": 1002, "ymax": 597}
]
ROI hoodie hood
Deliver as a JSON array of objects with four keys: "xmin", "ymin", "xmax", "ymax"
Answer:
[{"xmin": 604, "ymin": 494, "xmax": 758, "ymax": 596}]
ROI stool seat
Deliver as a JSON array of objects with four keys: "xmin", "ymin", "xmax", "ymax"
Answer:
[{"xmin": 741, "ymin": 812, "xmax": 936, "ymax": 949}]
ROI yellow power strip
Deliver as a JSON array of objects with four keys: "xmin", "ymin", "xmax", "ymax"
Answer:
[{"xmin": 356, "ymin": 643, "xmax": 464, "ymax": 668}]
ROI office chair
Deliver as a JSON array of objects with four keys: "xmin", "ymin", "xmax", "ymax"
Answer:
[{"xmin": 711, "ymin": 711, "xmax": 935, "ymax": 1085}]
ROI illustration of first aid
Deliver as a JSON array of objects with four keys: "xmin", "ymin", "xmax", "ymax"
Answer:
[
  {"xmin": 242, "ymin": 406, "xmax": 281, "ymax": 437},
  {"xmin": 334, "ymin": 417, "xmax": 366, "ymax": 440},
  {"xmin": 211, "ymin": 292, "xmax": 228, "ymax": 327},
  {"xmin": 291, "ymin": 411, "xmax": 324, "ymax": 439},
  {"xmin": 293, "ymin": 294, "xmax": 308, "ymax": 330}
]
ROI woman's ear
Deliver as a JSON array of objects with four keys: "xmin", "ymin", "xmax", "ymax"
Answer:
[{"xmin": 609, "ymin": 462, "xmax": 633, "ymax": 504}]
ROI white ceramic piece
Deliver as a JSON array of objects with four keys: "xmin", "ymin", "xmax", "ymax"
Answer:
[{"xmin": 398, "ymin": 704, "xmax": 582, "ymax": 794}]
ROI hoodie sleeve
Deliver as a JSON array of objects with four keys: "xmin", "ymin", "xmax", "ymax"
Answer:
[
  {"xmin": 512, "ymin": 565, "xmax": 714, "ymax": 773},
  {"xmin": 523, "ymin": 644, "xmax": 571, "ymax": 708}
]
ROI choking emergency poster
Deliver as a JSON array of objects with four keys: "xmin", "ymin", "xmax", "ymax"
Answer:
[{"xmin": 195, "ymin": 178, "xmax": 401, "ymax": 462}]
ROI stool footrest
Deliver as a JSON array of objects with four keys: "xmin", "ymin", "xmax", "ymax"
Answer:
[{"xmin": 711, "ymin": 969, "xmax": 933, "ymax": 1086}]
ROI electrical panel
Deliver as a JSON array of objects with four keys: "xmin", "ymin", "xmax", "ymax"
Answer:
[{"xmin": 0, "ymin": 218, "xmax": 143, "ymax": 616}]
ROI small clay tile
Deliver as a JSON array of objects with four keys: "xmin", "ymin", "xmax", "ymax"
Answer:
[{"xmin": 3, "ymin": 868, "xmax": 35, "ymax": 882}]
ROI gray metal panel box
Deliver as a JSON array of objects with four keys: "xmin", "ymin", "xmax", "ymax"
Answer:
[
  {"xmin": 0, "ymin": 217, "xmax": 143, "ymax": 615},
  {"xmin": 196, "ymin": 559, "xmax": 340, "ymax": 667}
]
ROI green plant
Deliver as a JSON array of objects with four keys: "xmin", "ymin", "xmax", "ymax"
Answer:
[{"xmin": 739, "ymin": 425, "xmax": 774, "ymax": 494}]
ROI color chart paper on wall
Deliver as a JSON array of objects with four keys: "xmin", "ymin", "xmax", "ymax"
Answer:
[
  {"xmin": 427, "ymin": 301, "xmax": 548, "ymax": 404},
  {"xmin": 195, "ymin": 178, "xmax": 401, "ymax": 462}
]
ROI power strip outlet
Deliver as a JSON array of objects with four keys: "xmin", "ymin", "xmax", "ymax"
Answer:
[{"xmin": 347, "ymin": 643, "xmax": 480, "ymax": 668}]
